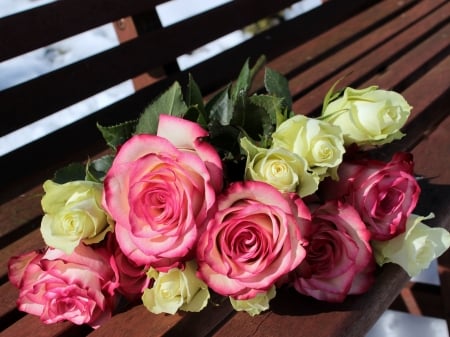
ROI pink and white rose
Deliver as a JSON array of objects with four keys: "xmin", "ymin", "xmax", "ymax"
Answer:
[
  {"xmin": 102, "ymin": 115, "xmax": 223, "ymax": 271},
  {"xmin": 320, "ymin": 152, "xmax": 420, "ymax": 241},
  {"xmin": 8, "ymin": 244, "xmax": 118, "ymax": 328},
  {"xmin": 196, "ymin": 181, "xmax": 310, "ymax": 300},
  {"xmin": 105, "ymin": 233, "xmax": 150, "ymax": 302},
  {"xmin": 290, "ymin": 201, "xmax": 375, "ymax": 302}
]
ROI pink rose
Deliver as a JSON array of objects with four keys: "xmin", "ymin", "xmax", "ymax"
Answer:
[
  {"xmin": 320, "ymin": 152, "xmax": 420, "ymax": 240},
  {"xmin": 291, "ymin": 201, "xmax": 375, "ymax": 302},
  {"xmin": 196, "ymin": 181, "xmax": 310, "ymax": 300},
  {"xmin": 105, "ymin": 233, "xmax": 150, "ymax": 302},
  {"xmin": 103, "ymin": 115, "xmax": 223, "ymax": 271},
  {"xmin": 8, "ymin": 244, "xmax": 118, "ymax": 328}
]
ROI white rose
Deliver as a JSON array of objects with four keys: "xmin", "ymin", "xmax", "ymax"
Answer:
[
  {"xmin": 229, "ymin": 286, "xmax": 276, "ymax": 316},
  {"xmin": 240, "ymin": 137, "xmax": 319, "ymax": 197},
  {"xmin": 40, "ymin": 180, "xmax": 112, "ymax": 254},
  {"xmin": 372, "ymin": 213, "xmax": 450, "ymax": 277},
  {"xmin": 142, "ymin": 260, "xmax": 210, "ymax": 314},
  {"xmin": 321, "ymin": 86, "xmax": 412, "ymax": 146},
  {"xmin": 271, "ymin": 114, "xmax": 345, "ymax": 179}
]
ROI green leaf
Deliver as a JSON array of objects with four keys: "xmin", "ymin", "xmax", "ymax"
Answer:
[
  {"xmin": 264, "ymin": 67, "xmax": 292, "ymax": 110},
  {"xmin": 231, "ymin": 55, "xmax": 266, "ymax": 104},
  {"xmin": 248, "ymin": 94, "xmax": 284, "ymax": 126},
  {"xmin": 53, "ymin": 162, "xmax": 86, "ymax": 184},
  {"xmin": 97, "ymin": 119, "xmax": 138, "ymax": 151},
  {"xmin": 206, "ymin": 85, "xmax": 233, "ymax": 126},
  {"xmin": 135, "ymin": 81, "xmax": 188, "ymax": 135},
  {"xmin": 249, "ymin": 55, "xmax": 266, "ymax": 82},
  {"xmin": 186, "ymin": 74, "xmax": 207, "ymax": 126},
  {"xmin": 321, "ymin": 78, "xmax": 343, "ymax": 114},
  {"xmin": 86, "ymin": 155, "xmax": 114, "ymax": 183},
  {"xmin": 231, "ymin": 58, "xmax": 250, "ymax": 103},
  {"xmin": 231, "ymin": 96, "xmax": 275, "ymax": 145}
]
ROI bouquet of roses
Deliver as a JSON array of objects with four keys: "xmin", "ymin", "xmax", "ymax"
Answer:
[{"xmin": 8, "ymin": 56, "xmax": 450, "ymax": 327}]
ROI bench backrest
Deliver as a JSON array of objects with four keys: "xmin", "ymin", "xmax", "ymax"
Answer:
[{"xmin": 0, "ymin": 0, "xmax": 377, "ymax": 203}]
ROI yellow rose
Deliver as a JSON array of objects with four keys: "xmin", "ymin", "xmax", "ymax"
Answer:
[
  {"xmin": 271, "ymin": 114, "xmax": 345, "ymax": 178},
  {"xmin": 240, "ymin": 137, "xmax": 319, "ymax": 197},
  {"xmin": 321, "ymin": 86, "xmax": 412, "ymax": 146},
  {"xmin": 372, "ymin": 213, "xmax": 450, "ymax": 277},
  {"xmin": 142, "ymin": 260, "xmax": 210, "ymax": 315},
  {"xmin": 40, "ymin": 180, "xmax": 113, "ymax": 254},
  {"xmin": 229, "ymin": 286, "xmax": 276, "ymax": 316}
]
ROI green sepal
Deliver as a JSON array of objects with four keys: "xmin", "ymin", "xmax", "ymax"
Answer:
[
  {"xmin": 321, "ymin": 77, "xmax": 349, "ymax": 115},
  {"xmin": 135, "ymin": 81, "xmax": 188, "ymax": 135},
  {"xmin": 206, "ymin": 85, "xmax": 233, "ymax": 127},
  {"xmin": 186, "ymin": 74, "xmax": 207, "ymax": 126}
]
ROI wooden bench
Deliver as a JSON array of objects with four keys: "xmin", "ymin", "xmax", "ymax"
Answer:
[{"xmin": 1, "ymin": 0, "xmax": 449, "ymax": 336}]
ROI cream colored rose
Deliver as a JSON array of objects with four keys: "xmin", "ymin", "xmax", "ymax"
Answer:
[
  {"xmin": 321, "ymin": 86, "xmax": 412, "ymax": 146},
  {"xmin": 229, "ymin": 286, "xmax": 276, "ymax": 316},
  {"xmin": 372, "ymin": 213, "xmax": 450, "ymax": 277},
  {"xmin": 240, "ymin": 137, "xmax": 319, "ymax": 197},
  {"xmin": 40, "ymin": 180, "xmax": 113, "ymax": 254},
  {"xmin": 142, "ymin": 260, "xmax": 210, "ymax": 315},
  {"xmin": 271, "ymin": 114, "xmax": 345, "ymax": 178}
]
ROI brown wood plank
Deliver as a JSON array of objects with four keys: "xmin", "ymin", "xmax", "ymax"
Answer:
[
  {"xmin": 0, "ymin": 186, "xmax": 43, "ymax": 238},
  {"xmin": 361, "ymin": 23, "xmax": 450, "ymax": 90},
  {"xmin": 0, "ymin": 313, "xmax": 89, "ymax": 337},
  {"xmin": 0, "ymin": 282, "xmax": 19, "ymax": 320},
  {"xmin": 375, "ymin": 54, "xmax": 450, "ymax": 161},
  {"xmin": 87, "ymin": 298, "xmax": 235, "ymax": 337},
  {"xmin": 0, "ymin": 230, "xmax": 44, "ymax": 280},
  {"xmin": 87, "ymin": 305, "xmax": 182, "ymax": 337},
  {"xmin": 0, "ymin": 0, "xmax": 165, "ymax": 62},
  {"xmin": 290, "ymin": 0, "xmax": 450, "ymax": 116}
]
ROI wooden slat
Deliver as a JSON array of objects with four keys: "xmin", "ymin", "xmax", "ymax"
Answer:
[
  {"xmin": 0, "ymin": 282, "xmax": 20, "ymax": 319},
  {"xmin": 86, "ymin": 305, "xmax": 182, "ymax": 337},
  {"xmin": 0, "ymin": 186, "xmax": 43, "ymax": 238},
  {"xmin": 0, "ymin": 313, "xmax": 90, "ymax": 337},
  {"xmin": 0, "ymin": 0, "xmax": 165, "ymax": 62},
  {"xmin": 376, "ymin": 55, "xmax": 450, "ymax": 161}
]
